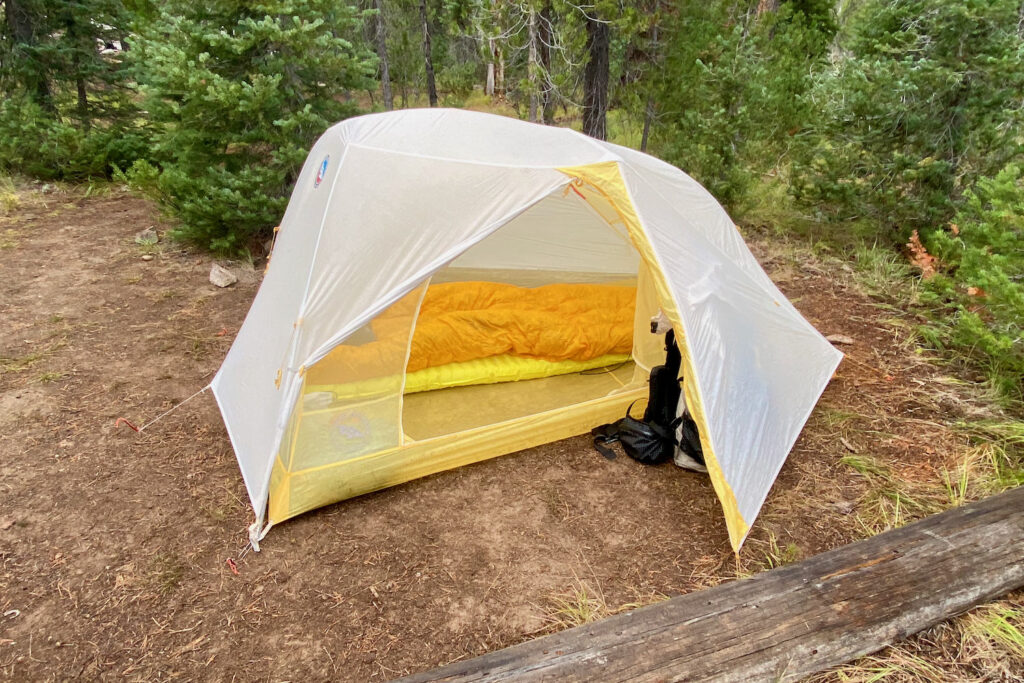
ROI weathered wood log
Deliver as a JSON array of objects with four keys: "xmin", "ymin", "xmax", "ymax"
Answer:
[{"xmin": 401, "ymin": 486, "xmax": 1024, "ymax": 682}]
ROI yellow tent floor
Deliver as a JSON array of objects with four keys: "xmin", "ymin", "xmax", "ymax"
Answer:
[{"xmin": 403, "ymin": 360, "xmax": 638, "ymax": 440}]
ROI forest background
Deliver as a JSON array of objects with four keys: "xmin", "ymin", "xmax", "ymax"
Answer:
[{"xmin": 1, "ymin": 0, "xmax": 1022, "ymax": 401}]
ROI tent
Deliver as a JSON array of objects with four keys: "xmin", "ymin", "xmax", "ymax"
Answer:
[{"xmin": 211, "ymin": 108, "xmax": 843, "ymax": 552}]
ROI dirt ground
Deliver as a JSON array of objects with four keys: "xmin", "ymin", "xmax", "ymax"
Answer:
[{"xmin": 0, "ymin": 184, "xmax": 993, "ymax": 680}]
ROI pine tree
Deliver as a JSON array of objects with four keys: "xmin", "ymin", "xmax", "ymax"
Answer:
[
  {"xmin": 132, "ymin": 0, "xmax": 376, "ymax": 251},
  {"xmin": 0, "ymin": 0, "xmax": 146, "ymax": 179},
  {"xmin": 650, "ymin": 0, "xmax": 835, "ymax": 209},
  {"xmin": 792, "ymin": 0, "xmax": 1024, "ymax": 233}
]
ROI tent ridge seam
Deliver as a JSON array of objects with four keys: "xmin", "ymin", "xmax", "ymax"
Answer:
[{"xmin": 345, "ymin": 141, "xmax": 619, "ymax": 170}]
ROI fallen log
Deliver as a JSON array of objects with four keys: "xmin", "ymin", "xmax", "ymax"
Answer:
[{"xmin": 400, "ymin": 486, "xmax": 1024, "ymax": 682}]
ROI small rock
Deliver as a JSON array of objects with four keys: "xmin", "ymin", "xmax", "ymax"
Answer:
[
  {"xmin": 0, "ymin": 518, "xmax": 14, "ymax": 531},
  {"xmin": 826, "ymin": 333, "xmax": 855, "ymax": 345},
  {"xmin": 831, "ymin": 501, "xmax": 855, "ymax": 515},
  {"xmin": 141, "ymin": 254, "xmax": 154, "ymax": 262},
  {"xmin": 209, "ymin": 263, "xmax": 237, "ymax": 288},
  {"xmin": 134, "ymin": 228, "xmax": 158, "ymax": 245}
]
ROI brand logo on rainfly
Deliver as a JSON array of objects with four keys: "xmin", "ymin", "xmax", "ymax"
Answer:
[{"xmin": 315, "ymin": 155, "xmax": 329, "ymax": 188}]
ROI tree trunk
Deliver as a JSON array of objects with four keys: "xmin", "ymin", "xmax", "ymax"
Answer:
[
  {"xmin": 419, "ymin": 0, "xmax": 438, "ymax": 107},
  {"xmin": 66, "ymin": 15, "xmax": 90, "ymax": 130},
  {"xmin": 485, "ymin": 1, "xmax": 505, "ymax": 99},
  {"xmin": 373, "ymin": 0, "xmax": 394, "ymax": 110},
  {"xmin": 582, "ymin": 15, "xmax": 610, "ymax": 140},
  {"xmin": 496, "ymin": 43, "xmax": 505, "ymax": 97},
  {"xmin": 538, "ymin": 2, "xmax": 554, "ymax": 124},
  {"xmin": 757, "ymin": 0, "xmax": 780, "ymax": 15},
  {"xmin": 640, "ymin": 18, "xmax": 659, "ymax": 152},
  {"xmin": 76, "ymin": 78, "xmax": 90, "ymax": 130},
  {"xmin": 484, "ymin": 31, "xmax": 496, "ymax": 96},
  {"xmin": 527, "ymin": 9, "xmax": 539, "ymax": 123},
  {"xmin": 5, "ymin": 0, "xmax": 56, "ymax": 114},
  {"xmin": 485, "ymin": 60, "xmax": 495, "ymax": 96}
]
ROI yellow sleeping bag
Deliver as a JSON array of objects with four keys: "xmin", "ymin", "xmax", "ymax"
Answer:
[{"xmin": 305, "ymin": 281, "xmax": 636, "ymax": 391}]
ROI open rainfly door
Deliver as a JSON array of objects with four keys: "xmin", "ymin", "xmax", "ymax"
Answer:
[
  {"xmin": 213, "ymin": 139, "xmax": 570, "ymax": 530},
  {"xmin": 265, "ymin": 166, "xmax": 656, "ymax": 526},
  {"xmin": 562, "ymin": 161, "xmax": 843, "ymax": 551}
]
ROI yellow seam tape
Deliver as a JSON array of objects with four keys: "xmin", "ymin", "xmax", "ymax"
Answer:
[
  {"xmin": 269, "ymin": 395, "xmax": 306, "ymax": 522},
  {"xmin": 267, "ymin": 454, "xmax": 291, "ymax": 524},
  {"xmin": 558, "ymin": 162, "xmax": 750, "ymax": 551}
]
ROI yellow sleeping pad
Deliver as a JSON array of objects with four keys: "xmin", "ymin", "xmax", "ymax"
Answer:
[{"xmin": 303, "ymin": 352, "xmax": 631, "ymax": 403}]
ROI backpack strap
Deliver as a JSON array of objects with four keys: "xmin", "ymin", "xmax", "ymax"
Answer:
[
  {"xmin": 590, "ymin": 400, "xmax": 662, "ymax": 461},
  {"xmin": 590, "ymin": 418, "xmax": 624, "ymax": 460},
  {"xmin": 592, "ymin": 436, "xmax": 619, "ymax": 460},
  {"xmin": 643, "ymin": 415, "xmax": 683, "ymax": 447}
]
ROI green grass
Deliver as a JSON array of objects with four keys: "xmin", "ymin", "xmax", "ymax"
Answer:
[
  {"xmin": 853, "ymin": 244, "xmax": 920, "ymax": 304},
  {"xmin": 0, "ymin": 228, "xmax": 20, "ymax": 249},
  {"xmin": 762, "ymin": 532, "xmax": 800, "ymax": 569},
  {"xmin": 816, "ymin": 597, "xmax": 1024, "ymax": 681},
  {"xmin": 0, "ymin": 337, "xmax": 68, "ymax": 377},
  {"xmin": 840, "ymin": 421, "xmax": 1023, "ymax": 537},
  {"xmin": 840, "ymin": 454, "xmax": 893, "ymax": 479},
  {"xmin": 36, "ymin": 370, "xmax": 69, "ymax": 384},
  {"xmin": 606, "ymin": 108, "xmax": 644, "ymax": 149},
  {"xmin": 964, "ymin": 603, "xmax": 1024, "ymax": 661},
  {"xmin": 954, "ymin": 420, "xmax": 1024, "ymax": 493},
  {"xmin": 0, "ymin": 175, "xmax": 18, "ymax": 214},
  {"xmin": 840, "ymin": 454, "xmax": 946, "ymax": 534}
]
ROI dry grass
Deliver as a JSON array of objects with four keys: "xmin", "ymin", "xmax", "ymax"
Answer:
[
  {"xmin": 813, "ymin": 592, "xmax": 1024, "ymax": 682},
  {"xmin": 0, "ymin": 336, "xmax": 68, "ymax": 378},
  {"xmin": 540, "ymin": 575, "xmax": 663, "ymax": 632},
  {"xmin": 181, "ymin": 328, "xmax": 229, "ymax": 360},
  {"xmin": 0, "ymin": 228, "xmax": 20, "ymax": 248},
  {"xmin": 823, "ymin": 348, "xmax": 1024, "ymax": 677},
  {"xmin": 150, "ymin": 551, "xmax": 186, "ymax": 596},
  {"xmin": 0, "ymin": 176, "xmax": 19, "ymax": 215},
  {"xmin": 751, "ymin": 234, "xmax": 1024, "ymax": 678},
  {"xmin": 838, "ymin": 418, "xmax": 1023, "ymax": 537}
]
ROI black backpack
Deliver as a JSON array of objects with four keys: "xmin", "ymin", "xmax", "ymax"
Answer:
[{"xmin": 592, "ymin": 329, "xmax": 704, "ymax": 466}]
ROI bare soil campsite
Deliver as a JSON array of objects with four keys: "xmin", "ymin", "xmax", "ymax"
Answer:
[{"xmin": 1, "ymin": 183, "xmax": 1021, "ymax": 680}]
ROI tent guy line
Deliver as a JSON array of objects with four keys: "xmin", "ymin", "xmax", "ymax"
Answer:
[{"xmin": 117, "ymin": 384, "xmax": 211, "ymax": 434}]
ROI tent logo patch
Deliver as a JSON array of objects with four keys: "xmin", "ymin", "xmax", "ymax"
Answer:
[{"xmin": 314, "ymin": 155, "xmax": 329, "ymax": 188}]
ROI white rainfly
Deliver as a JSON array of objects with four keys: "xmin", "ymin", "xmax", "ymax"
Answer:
[{"xmin": 210, "ymin": 108, "xmax": 843, "ymax": 551}]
